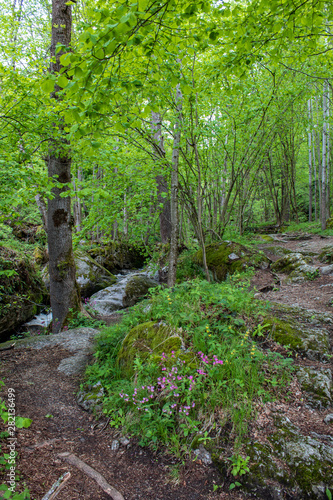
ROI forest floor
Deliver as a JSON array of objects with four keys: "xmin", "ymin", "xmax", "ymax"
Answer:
[{"xmin": 1, "ymin": 233, "xmax": 333, "ymax": 500}]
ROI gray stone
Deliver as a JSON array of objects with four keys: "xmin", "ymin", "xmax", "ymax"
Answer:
[
  {"xmin": 271, "ymin": 253, "xmax": 320, "ymax": 283},
  {"xmin": 91, "ymin": 272, "xmax": 158, "ymax": 315},
  {"xmin": 75, "ymin": 250, "xmax": 117, "ymax": 297},
  {"xmin": 297, "ymin": 367, "xmax": 332, "ymax": 409},
  {"xmin": 41, "ymin": 251, "xmax": 116, "ymax": 298},
  {"xmin": 111, "ymin": 440, "xmax": 120, "ymax": 451},
  {"xmin": 58, "ymin": 353, "xmax": 92, "ymax": 376},
  {"xmin": 193, "ymin": 444, "xmax": 212, "ymax": 465},
  {"xmin": 324, "ymin": 414, "xmax": 333, "ymax": 424},
  {"xmin": 77, "ymin": 381, "xmax": 104, "ymax": 412},
  {"xmin": 0, "ymin": 327, "xmax": 100, "ymax": 377},
  {"xmin": 267, "ymin": 303, "xmax": 331, "ymax": 361},
  {"xmin": 119, "ymin": 437, "xmax": 130, "ymax": 446},
  {"xmin": 228, "ymin": 253, "xmax": 240, "ymax": 261},
  {"xmin": 320, "ymin": 265, "xmax": 333, "ymax": 275},
  {"xmin": 268, "ymin": 414, "xmax": 333, "ymax": 498}
]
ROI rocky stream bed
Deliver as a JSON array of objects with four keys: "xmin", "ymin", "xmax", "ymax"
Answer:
[{"xmin": 1, "ymin": 234, "xmax": 333, "ymax": 499}]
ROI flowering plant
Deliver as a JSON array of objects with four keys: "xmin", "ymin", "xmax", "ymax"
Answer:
[{"xmin": 118, "ymin": 349, "xmax": 224, "ymax": 443}]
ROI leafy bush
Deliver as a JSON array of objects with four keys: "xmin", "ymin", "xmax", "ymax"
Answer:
[{"xmin": 86, "ymin": 275, "xmax": 293, "ymax": 455}]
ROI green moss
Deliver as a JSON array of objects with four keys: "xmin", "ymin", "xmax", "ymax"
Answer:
[
  {"xmin": 319, "ymin": 246, "xmax": 333, "ymax": 263},
  {"xmin": 116, "ymin": 321, "xmax": 185, "ymax": 377},
  {"xmin": 266, "ymin": 317, "xmax": 303, "ymax": 349},
  {"xmin": 268, "ymin": 415, "xmax": 333, "ymax": 498},
  {"xmin": 259, "ymin": 235, "xmax": 275, "ymax": 242},
  {"xmin": 193, "ymin": 242, "xmax": 270, "ymax": 282}
]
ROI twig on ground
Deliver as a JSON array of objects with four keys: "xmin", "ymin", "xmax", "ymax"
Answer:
[
  {"xmin": 42, "ymin": 471, "xmax": 71, "ymax": 500},
  {"xmin": 58, "ymin": 452, "xmax": 125, "ymax": 500}
]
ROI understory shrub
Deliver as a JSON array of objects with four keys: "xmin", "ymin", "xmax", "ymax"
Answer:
[{"xmin": 86, "ymin": 273, "xmax": 293, "ymax": 455}]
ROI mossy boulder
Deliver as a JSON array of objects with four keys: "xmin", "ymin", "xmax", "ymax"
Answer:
[
  {"xmin": 123, "ymin": 275, "xmax": 158, "ymax": 308},
  {"xmin": 268, "ymin": 414, "xmax": 333, "ymax": 499},
  {"xmin": 75, "ymin": 250, "xmax": 117, "ymax": 298},
  {"xmin": 296, "ymin": 367, "xmax": 332, "ymax": 409},
  {"xmin": 116, "ymin": 321, "xmax": 185, "ymax": 377},
  {"xmin": 90, "ymin": 273, "xmax": 157, "ymax": 315},
  {"xmin": 319, "ymin": 246, "xmax": 333, "ymax": 264},
  {"xmin": 0, "ymin": 246, "xmax": 46, "ymax": 339},
  {"xmin": 271, "ymin": 253, "xmax": 319, "ymax": 283},
  {"xmin": 193, "ymin": 242, "xmax": 270, "ymax": 282},
  {"xmin": 265, "ymin": 303, "xmax": 330, "ymax": 361},
  {"xmin": 240, "ymin": 441, "xmax": 297, "ymax": 498},
  {"xmin": 238, "ymin": 415, "xmax": 333, "ymax": 499},
  {"xmin": 41, "ymin": 251, "xmax": 117, "ymax": 298},
  {"xmin": 88, "ymin": 241, "xmax": 146, "ymax": 272}
]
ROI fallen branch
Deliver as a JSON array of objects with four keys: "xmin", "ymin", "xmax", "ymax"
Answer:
[
  {"xmin": 42, "ymin": 472, "xmax": 71, "ymax": 500},
  {"xmin": 58, "ymin": 452, "xmax": 124, "ymax": 500}
]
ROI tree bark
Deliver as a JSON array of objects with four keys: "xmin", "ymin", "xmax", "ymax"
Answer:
[
  {"xmin": 321, "ymin": 82, "xmax": 329, "ymax": 230},
  {"xmin": 168, "ymin": 84, "xmax": 182, "ymax": 287},
  {"xmin": 48, "ymin": 0, "xmax": 79, "ymax": 333},
  {"xmin": 151, "ymin": 111, "xmax": 172, "ymax": 243},
  {"xmin": 308, "ymin": 99, "xmax": 313, "ymax": 222}
]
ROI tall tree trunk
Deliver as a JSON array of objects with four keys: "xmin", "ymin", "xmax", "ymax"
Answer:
[
  {"xmin": 308, "ymin": 99, "xmax": 313, "ymax": 222},
  {"xmin": 48, "ymin": 0, "xmax": 79, "ymax": 333},
  {"xmin": 321, "ymin": 83, "xmax": 328, "ymax": 230},
  {"xmin": 168, "ymin": 84, "xmax": 182, "ymax": 287},
  {"xmin": 151, "ymin": 111, "xmax": 172, "ymax": 243}
]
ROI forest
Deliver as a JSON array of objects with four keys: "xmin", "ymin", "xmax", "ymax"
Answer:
[{"xmin": 1, "ymin": 0, "xmax": 333, "ymax": 499}]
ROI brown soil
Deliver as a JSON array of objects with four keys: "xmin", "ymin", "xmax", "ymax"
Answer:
[
  {"xmin": 0, "ymin": 346, "xmax": 241, "ymax": 500},
  {"xmin": 1, "ymin": 232, "xmax": 333, "ymax": 500}
]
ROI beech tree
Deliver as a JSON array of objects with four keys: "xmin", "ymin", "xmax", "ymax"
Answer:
[{"xmin": 48, "ymin": 0, "xmax": 79, "ymax": 333}]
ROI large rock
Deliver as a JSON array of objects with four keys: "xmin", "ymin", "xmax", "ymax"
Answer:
[
  {"xmin": 266, "ymin": 303, "xmax": 330, "ymax": 361},
  {"xmin": 319, "ymin": 246, "xmax": 333, "ymax": 264},
  {"xmin": 271, "ymin": 253, "xmax": 319, "ymax": 283},
  {"xmin": 116, "ymin": 321, "xmax": 184, "ymax": 377},
  {"xmin": 75, "ymin": 250, "xmax": 116, "ymax": 297},
  {"xmin": 41, "ymin": 250, "xmax": 117, "ymax": 298},
  {"xmin": 123, "ymin": 274, "xmax": 158, "ymax": 308},
  {"xmin": 193, "ymin": 241, "xmax": 270, "ymax": 282},
  {"xmin": 297, "ymin": 367, "xmax": 332, "ymax": 409},
  {"xmin": 238, "ymin": 415, "xmax": 333, "ymax": 499},
  {"xmin": 90, "ymin": 273, "xmax": 158, "ymax": 315},
  {"xmin": 87, "ymin": 242, "xmax": 146, "ymax": 272},
  {"xmin": 0, "ymin": 327, "xmax": 99, "ymax": 375},
  {"xmin": 269, "ymin": 414, "xmax": 333, "ymax": 499},
  {"xmin": 0, "ymin": 246, "xmax": 46, "ymax": 339}
]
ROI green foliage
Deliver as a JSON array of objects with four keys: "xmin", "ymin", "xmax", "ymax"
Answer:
[
  {"xmin": 66, "ymin": 307, "xmax": 105, "ymax": 330},
  {"xmin": 0, "ymin": 381, "xmax": 31, "ymax": 499},
  {"xmin": 86, "ymin": 276, "xmax": 293, "ymax": 455}
]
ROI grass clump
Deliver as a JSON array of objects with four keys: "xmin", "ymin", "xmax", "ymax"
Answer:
[{"xmin": 86, "ymin": 274, "xmax": 293, "ymax": 456}]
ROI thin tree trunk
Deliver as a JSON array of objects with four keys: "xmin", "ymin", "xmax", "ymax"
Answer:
[
  {"xmin": 308, "ymin": 99, "xmax": 313, "ymax": 222},
  {"xmin": 322, "ymin": 83, "xmax": 328, "ymax": 230},
  {"xmin": 48, "ymin": 0, "xmax": 79, "ymax": 333},
  {"xmin": 168, "ymin": 83, "xmax": 182, "ymax": 287},
  {"xmin": 151, "ymin": 111, "xmax": 171, "ymax": 243},
  {"xmin": 35, "ymin": 194, "xmax": 48, "ymax": 232}
]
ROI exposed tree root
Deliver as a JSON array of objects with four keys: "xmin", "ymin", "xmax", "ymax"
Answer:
[{"xmin": 58, "ymin": 452, "xmax": 125, "ymax": 500}]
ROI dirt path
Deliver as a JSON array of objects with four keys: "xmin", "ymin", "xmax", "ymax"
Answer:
[{"xmin": 0, "ymin": 342, "xmax": 238, "ymax": 500}]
